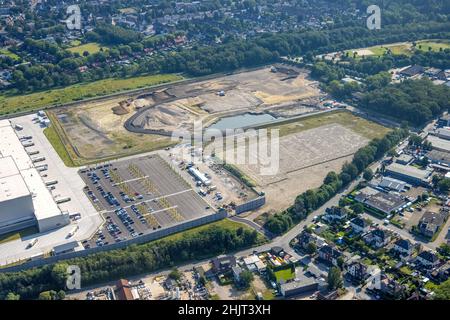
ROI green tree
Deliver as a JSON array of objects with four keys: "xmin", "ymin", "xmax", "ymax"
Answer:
[
  {"xmin": 38, "ymin": 291, "xmax": 54, "ymax": 300},
  {"xmin": 306, "ymin": 242, "xmax": 317, "ymax": 255},
  {"xmin": 327, "ymin": 267, "xmax": 343, "ymax": 290},
  {"xmin": 351, "ymin": 203, "xmax": 364, "ymax": 215},
  {"xmin": 437, "ymin": 178, "xmax": 450, "ymax": 193},
  {"xmin": 5, "ymin": 292, "xmax": 20, "ymax": 300},
  {"xmin": 238, "ymin": 270, "xmax": 254, "ymax": 289},
  {"xmin": 169, "ymin": 268, "xmax": 182, "ymax": 281},
  {"xmin": 363, "ymin": 168, "xmax": 374, "ymax": 181},
  {"xmin": 434, "ymin": 279, "xmax": 450, "ymax": 300}
]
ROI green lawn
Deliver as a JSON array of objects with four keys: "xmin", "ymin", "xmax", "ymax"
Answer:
[
  {"xmin": 345, "ymin": 39, "xmax": 449, "ymax": 60},
  {"xmin": 399, "ymin": 266, "xmax": 413, "ymax": 276},
  {"xmin": 67, "ymin": 42, "xmax": 107, "ymax": 55},
  {"xmin": 416, "ymin": 40, "xmax": 450, "ymax": 52},
  {"xmin": 0, "ymin": 73, "xmax": 183, "ymax": 116},
  {"xmin": 274, "ymin": 268, "xmax": 295, "ymax": 282},
  {"xmin": 0, "ymin": 227, "xmax": 38, "ymax": 245}
]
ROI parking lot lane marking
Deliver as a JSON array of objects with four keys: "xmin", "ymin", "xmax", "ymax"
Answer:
[
  {"xmin": 112, "ymin": 175, "xmax": 150, "ymax": 186},
  {"xmin": 142, "ymin": 205, "xmax": 179, "ymax": 216},
  {"xmin": 99, "ymin": 188, "xmax": 193, "ymax": 214}
]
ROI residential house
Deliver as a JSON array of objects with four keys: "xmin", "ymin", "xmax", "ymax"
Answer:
[
  {"xmin": 324, "ymin": 206, "xmax": 348, "ymax": 223},
  {"xmin": 243, "ymin": 255, "xmax": 266, "ymax": 272},
  {"xmin": 347, "ymin": 261, "xmax": 369, "ymax": 283},
  {"xmin": 211, "ymin": 255, "xmax": 237, "ymax": 274},
  {"xmin": 392, "ymin": 239, "xmax": 413, "ymax": 256},
  {"xmin": 297, "ymin": 231, "xmax": 326, "ymax": 252},
  {"xmin": 430, "ymin": 261, "xmax": 450, "ymax": 283},
  {"xmin": 400, "ymin": 65, "xmax": 425, "ymax": 78},
  {"xmin": 232, "ymin": 265, "xmax": 243, "ymax": 282},
  {"xmin": 271, "ymin": 246, "xmax": 284, "ymax": 257},
  {"xmin": 379, "ymin": 273, "xmax": 406, "ymax": 299},
  {"xmin": 418, "ymin": 211, "xmax": 447, "ymax": 238},
  {"xmin": 318, "ymin": 245, "xmax": 342, "ymax": 267},
  {"xmin": 364, "ymin": 229, "xmax": 391, "ymax": 249},
  {"xmin": 350, "ymin": 217, "xmax": 370, "ymax": 234},
  {"xmin": 416, "ymin": 251, "xmax": 440, "ymax": 269}
]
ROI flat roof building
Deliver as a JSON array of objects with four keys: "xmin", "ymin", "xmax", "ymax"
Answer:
[
  {"xmin": 395, "ymin": 154, "xmax": 414, "ymax": 165},
  {"xmin": 354, "ymin": 186, "xmax": 409, "ymax": 215},
  {"xmin": 427, "ymin": 150, "xmax": 450, "ymax": 167},
  {"xmin": 436, "ymin": 128, "xmax": 450, "ymax": 141},
  {"xmin": 279, "ymin": 273, "xmax": 318, "ymax": 298},
  {"xmin": 385, "ymin": 163, "xmax": 432, "ymax": 186},
  {"xmin": 0, "ymin": 157, "xmax": 35, "ymax": 234},
  {"xmin": 0, "ymin": 119, "xmax": 69, "ymax": 235},
  {"xmin": 378, "ymin": 177, "xmax": 409, "ymax": 192},
  {"xmin": 426, "ymin": 135, "xmax": 450, "ymax": 153}
]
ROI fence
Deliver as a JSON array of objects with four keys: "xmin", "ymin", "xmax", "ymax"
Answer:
[
  {"xmin": 0, "ymin": 210, "xmax": 228, "ymax": 273},
  {"xmin": 235, "ymin": 196, "xmax": 266, "ymax": 214}
]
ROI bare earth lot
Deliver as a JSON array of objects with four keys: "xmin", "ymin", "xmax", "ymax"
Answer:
[
  {"xmin": 217, "ymin": 124, "xmax": 369, "ymax": 212},
  {"xmin": 213, "ymin": 111, "xmax": 390, "ymax": 213},
  {"xmin": 49, "ymin": 98, "xmax": 172, "ymax": 161}
]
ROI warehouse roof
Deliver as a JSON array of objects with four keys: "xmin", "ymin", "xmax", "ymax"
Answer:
[
  {"xmin": 21, "ymin": 167, "xmax": 62, "ymax": 220},
  {"xmin": 0, "ymin": 121, "xmax": 34, "ymax": 170},
  {"xmin": 427, "ymin": 150, "xmax": 450, "ymax": 164},
  {"xmin": 385, "ymin": 163, "xmax": 432, "ymax": 181},
  {"xmin": 437, "ymin": 128, "xmax": 450, "ymax": 140},
  {"xmin": 426, "ymin": 135, "xmax": 450, "ymax": 153},
  {"xmin": 0, "ymin": 157, "xmax": 30, "ymax": 202},
  {"xmin": 378, "ymin": 177, "xmax": 408, "ymax": 192},
  {"xmin": 0, "ymin": 121, "xmax": 62, "ymax": 221}
]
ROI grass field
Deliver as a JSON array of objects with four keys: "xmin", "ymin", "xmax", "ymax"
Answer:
[
  {"xmin": 346, "ymin": 39, "xmax": 450, "ymax": 59},
  {"xmin": 43, "ymin": 124, "xmax": 75, "ymax": 167},
  {"xmin": 270, "ymin": 110, "xmax": 391, "ymax": 140},
  {"xmin": 0, "ymin": 73, "xmax": 183, "ymax": 116},
  {"xmin": 274, "ymin": 268, "xmax": 295, "ymax": 282},
  {"xmin": 163, "ymin": 218, "xmax": 267, "ymax": 245},
  {"xmin": 0, "ymin": 227, "xmax": 38, "ymax": 245},
  {"xmin": 67, "ymin": 42, "xmax": 107, "ymax": 55},
  {"xmin": 416, "ymin": 40, "xmax": 450, "ymax": 52},
  {"xmin": 0, "ymin": 48, "xmax": 20, "ymax": 60}
]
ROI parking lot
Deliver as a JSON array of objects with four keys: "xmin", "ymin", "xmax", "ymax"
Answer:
[{"xmin": 80, "ymin": 154, "xmax": 215, "ymax": 248}]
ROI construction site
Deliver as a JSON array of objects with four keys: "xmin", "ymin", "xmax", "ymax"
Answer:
[
  {"xmin": 211, "ymin": 111, "xmax": 391, "ymax": 213},
  {"xmin": 48, "ymin": 66, "xmax": 325, "ymax": 163},
  {"xmin": 46, "ymin": 65, "xmax": 390, "ymax": 217}
]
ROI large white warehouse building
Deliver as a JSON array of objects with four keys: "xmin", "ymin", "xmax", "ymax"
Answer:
[{"xmin": 0, "ymin": 119, "xmax": 69, "ymax": 235}]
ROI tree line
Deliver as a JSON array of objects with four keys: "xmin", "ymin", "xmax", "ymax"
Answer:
[
  {"xmin": 360, "ymin": 79, "xmax": 450, "ymax": 126},
  {"xmin": 5, "ymin": 19, "xmax": 450, "ymax": 93},
  {"xmin": 0, "ymin": 224, "xmax": 260, "ymax": 300}
]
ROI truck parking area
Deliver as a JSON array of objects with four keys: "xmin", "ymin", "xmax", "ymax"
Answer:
[{"xmin": 80, "ymin": 154, "xmax": 215, "ymax": 248}]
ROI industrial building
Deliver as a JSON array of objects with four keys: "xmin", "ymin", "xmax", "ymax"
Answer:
[
  {"xmin": 377, "ymin": 177, "xmax": 409, "ymax": 192},
  {"xmin": 436, "ymin": 127, "xmax": 450, "ymax": 141},
  {"xmin": 427, "ymin": 150, "xmax": 450, "ymax": 167},
  {"xmin": 279, "ymin": 274, "xmax": 319, "ymax": 298},
  {"xmin": 0, "ymin": 119, "xmax": 69, "ymax": 235},
  {"xmin": 426, "ymin": 135, "xmax": 450, "ymax": 153},
  {"xmin": 354, "ymin": 186, "xmax": 410, "ymax": 215},
  {"xmin": 384, "ymin": 163, "xmax": 432, "ymax": 186}
]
